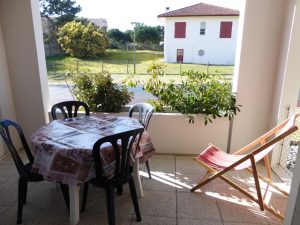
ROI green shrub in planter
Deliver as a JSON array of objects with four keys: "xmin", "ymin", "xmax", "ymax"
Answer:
[
  {"xmin": 162, "ymin": 70, "xmax": 240, "ymax": 124},
  {"xmin": 68, "ymin": 70, "xmax": 133, "ymax": 112},
  {"xmin": 126, "ymin": 62, "xmax": 241, "ymax": 124}
]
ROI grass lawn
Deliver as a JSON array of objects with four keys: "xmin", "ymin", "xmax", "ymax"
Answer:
[{"xmin": 46, "ymin": 49, "xmax": 234, "ymax": 83}]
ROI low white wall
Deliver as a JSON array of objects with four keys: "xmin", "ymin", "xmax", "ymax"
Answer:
[
  {"xmin": 147, "ymin": 113, "xmax": 230, "ymax": 154},
  {"xmin": 48, "ymin": 112, "xmax": 231, "ymax": 155},
  {"xmin": 82, "ymin": 112, "xmax": 230, "ymax": 155}
]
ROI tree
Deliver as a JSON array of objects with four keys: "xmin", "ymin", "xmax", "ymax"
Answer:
[
  {"xmin": 123, "ymin": 30, "xmax": 133, "ymax": 43},
  {"xmin": 108, "ymin": 29, "xmax": 126, "ymax": 43},
  {"xmin": 155, "ymin": 26, "xmax": 164, "ymax": 43},
  {"xmin": 57, "ymin": 21, "xmax": 108, "ymax": 58},
  {"xmin": 135, "ymin": 24, "xmax": 162, "ymax": 45},
  {"xmin": 39, "ymin": 0, "xmax": 81, "ymax": 27},
  {"xmin": 107, "ymin": 29, "xmax": 132, "ymax": 49}
]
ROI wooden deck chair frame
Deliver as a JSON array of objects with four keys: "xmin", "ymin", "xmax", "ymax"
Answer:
[{"xmin": 191, "ymin": 114, "xmax": 299, "ymax": 220}]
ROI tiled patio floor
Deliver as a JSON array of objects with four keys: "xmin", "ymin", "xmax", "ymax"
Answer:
[{"xmin": 0, "ymin": 152, "xmax": 289, "ymax": 225}]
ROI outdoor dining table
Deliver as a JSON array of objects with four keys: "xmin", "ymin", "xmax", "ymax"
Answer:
[{"xmin": 30, "ymin": 115, "xmax": 156, "ymax": 225}]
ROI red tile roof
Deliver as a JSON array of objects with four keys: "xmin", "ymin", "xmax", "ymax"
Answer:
[{"xmin": 158, "ymin": 3, "xmax": 239, "ymax": 18}]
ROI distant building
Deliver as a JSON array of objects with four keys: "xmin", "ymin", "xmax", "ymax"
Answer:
[
  {"xmin": 41, "ymin": 17, "xmax": 108, "ymax": 35},
  {"xmin": 158, "ymin": 3, "xmax": 239, "ymax": 65},
  {"xmin": 87, "ymin": 18, "xmax": 108, "ymax": 30}
]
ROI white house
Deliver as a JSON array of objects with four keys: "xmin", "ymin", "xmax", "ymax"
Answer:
[{"xmin": 158, "ymin": 3, "xmax": 239, "ymax": 65}]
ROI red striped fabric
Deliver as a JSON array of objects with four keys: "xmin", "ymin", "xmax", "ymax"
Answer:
[{"xmin": 195, "ymin": 115, "xmax": 296, "ymax": 171}]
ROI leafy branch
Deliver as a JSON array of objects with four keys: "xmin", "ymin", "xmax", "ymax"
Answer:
[{"xmin": 124, "ymin": 62, "xmax": 241, "ymax": 124}]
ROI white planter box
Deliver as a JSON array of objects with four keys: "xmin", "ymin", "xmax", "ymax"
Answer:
[
  {"xmin": 146, "ymin": 113, "xmax": 230, "ymax": 154},
  {"xmin": 92, "ymin": 112, "xmax": 231, "ymax": 155},
  {"xmin": 47, "ymin": 111, "xmax": 231, "ymax": 155}
]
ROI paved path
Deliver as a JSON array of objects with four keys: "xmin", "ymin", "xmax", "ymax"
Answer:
[
  {"xmin": 48, "ymin": 84, "xmax": 156, "ymax": 106},
  {"xmin": 49, "ymin": 84, "xmax": 300, "ymax": 108}
]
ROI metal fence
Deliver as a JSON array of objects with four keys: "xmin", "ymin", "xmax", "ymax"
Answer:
[
  {"xmin": 44, "ymin": 42, "xmax": 62, "ymax": 57},
  {"xmin": 276, "ymin": 106, "xmax": 300, "ymax": 176},
  {"xmin": 46, "ymin": 60, "xmax": 234, "ymax": 81}
]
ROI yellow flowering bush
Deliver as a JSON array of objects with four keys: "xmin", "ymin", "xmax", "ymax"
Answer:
[{"xmin": 57, "ymin": 21, "xmax": 108, "ymax": 58}]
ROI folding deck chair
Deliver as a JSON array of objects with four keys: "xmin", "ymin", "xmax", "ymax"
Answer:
[{"xmin": 191, "ymin": 114, "xmax": 299, "ymax": 220}]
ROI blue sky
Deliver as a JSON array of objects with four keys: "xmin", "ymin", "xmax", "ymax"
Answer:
[{"xmin": 76, "ymin": 0, "xmax": 244, "ymax": 31}]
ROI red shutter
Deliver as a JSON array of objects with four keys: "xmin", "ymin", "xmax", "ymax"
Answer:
[
  {"xmin": 174, "ymin": 22, "xmax": 186, "ymax": 38},
  {"xmin": 220, "ymin": 22, "xmax": 232, "ymax": 38}
]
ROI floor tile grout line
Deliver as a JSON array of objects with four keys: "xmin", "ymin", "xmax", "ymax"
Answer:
[{"xmin": 215, "ymin": 198, "xmax": 225, "ymax": 225}]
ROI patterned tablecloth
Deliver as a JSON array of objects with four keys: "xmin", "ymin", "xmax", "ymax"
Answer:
[{"xmin": 30, "ymin": 115, "xmax": 156, "ymax": 185}]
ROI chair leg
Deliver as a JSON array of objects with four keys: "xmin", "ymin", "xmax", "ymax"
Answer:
[
  {"xmin": 81, "ymin": 182, "xmax": 89, "ymax": 212},
  {"xmin": 117, "ymin": 185, "xmax": 123, "ymax": 195},
  {"xmin": 190, "ymin": 171, "xmax": 212, "ymax": 192},
  {"xmin": 17, "ymin": 178, "xmax": 27, "ymax": 224},
  {"xmin": 246, "ymin": 167, "xmax": 289, "ymax": 197},
  {"xmin": 250, "ymin": 156, "xmax": 264, "ymax": 211},
  {"xmin": 59, "ymin": 183, "xmax": 70, "ymax": 214},
  {"xmin": 145, "ymin": 160, "xmax": 151, "ymax": 179},
  {"xmin": 23, "ymin": 181, "xmax": 28, "ymax": 205},
  {"xmin": 263, "ymin": 155, "xmax": 272, "ymax": 181},
  {"xmin": 105, "ymin": 186, "xmax": 115, "ymax": 225},
  {"xmin": 218, "ymin": 172, "xmax": 285, "ymax": 220},
  {"xmin": 191, "ymin": 171, "xmax": 209, "ymax": 192},
  {"xmin": 128, "ymin": 178, "xmax": 142, "ymax": 222}
]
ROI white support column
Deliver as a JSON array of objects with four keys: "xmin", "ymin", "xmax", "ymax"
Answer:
[
  {"xmin": 0, "ymin": 7, "xmax": 18, "ymax": 156},
  {"xmin": 0, "ymin": 0, "xmax": 49, "ymax": 139},
  {"xmin": 231, "ymin": 0, "xmax": 289, "ymax": 151},
  {"xmin": 271, "ymin": 0, "xmax": 300, "ymax": 167},
  {"xmin": 281, "ymin": 0, "xmax": 300, "ymax": 224}
]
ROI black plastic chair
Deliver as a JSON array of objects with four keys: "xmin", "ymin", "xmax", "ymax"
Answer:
[
  {"xmin": 51, "ymin": 101, "xmax": 90, "ymax": 211},
  {"xmin": 129, "ymin": 103, "xmax": 154, "ymax": 179},
  {"xmin": 81, "ymin": 128, "xmax": 144, "ymax": 225},
  {"xmin": 51, "ymin": 100, "xmax": 90, "ymax": 120},
  {"xmin": 0, "ymin": 119, "xmax": 70, "ymax": 224}
]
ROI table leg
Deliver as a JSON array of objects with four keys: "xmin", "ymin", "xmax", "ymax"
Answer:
[
  {"xmin": 69, "ymin": 185, "xmax": 80, "ymax": 225},
  {"xmin": 133, "ymin": 158, "xmax": 144, "ymax": 197}
]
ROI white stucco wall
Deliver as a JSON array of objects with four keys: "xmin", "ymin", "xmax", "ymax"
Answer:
[
  {"xmin": 280, "ymin": 0, "xmax": 300, "ymax": 224},
  {"xmin": 0, "ymin": 18, "xmax": 18, "ymax": 156},
  {"xmin": 270, "ymin": 0, "xmax": 300, "ymax": 168},
  {"xmin": 230, "ymin": 0, "xmax": 290, "ymax": 151},
  {"xmin": 147, "ymin": 114, "xmax": 230, "ymax": 154},
  {"xmin": 163, "ymin": 16, "xmax": 239, "ymax": 65}
]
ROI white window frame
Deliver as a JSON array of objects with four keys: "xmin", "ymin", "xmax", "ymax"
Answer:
[{"xmin": 200, "ymin": 22, "xmax": 206, "ymax": 35}]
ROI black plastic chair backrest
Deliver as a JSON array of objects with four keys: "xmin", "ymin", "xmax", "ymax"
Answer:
[
  {"xmin": 92, "ymin": 127, "xmax": 144, "ymax": 186},
  {"xmin": 0, "ymin": 119, "xmax": 34, "ymax": 175},
  {"xmin": 51, "ymin": 101, "xmax": 90, "ymax": 120},
  {"xmin": 129, "ymin": 103, "xmax": 154, "ymax": 130}
]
